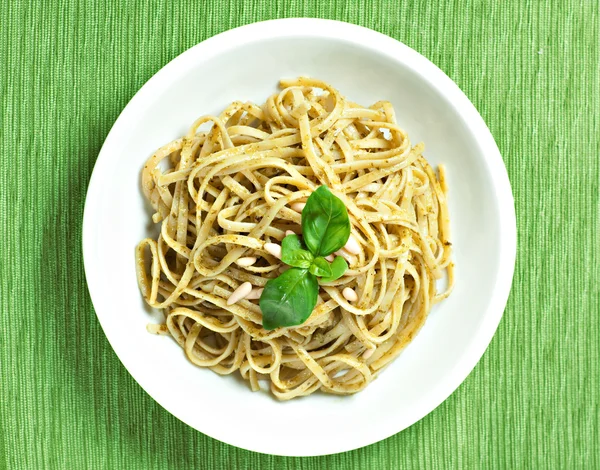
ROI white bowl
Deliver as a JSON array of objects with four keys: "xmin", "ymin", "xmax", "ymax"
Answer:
[{"xmin": 83, "ymin": 19, "xmax": 516, "ymax": 456}]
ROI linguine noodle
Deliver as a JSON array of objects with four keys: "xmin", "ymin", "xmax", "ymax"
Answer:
[{"xmin": 136, "ymin": 77, "xmax": 454, "ymax": 400}]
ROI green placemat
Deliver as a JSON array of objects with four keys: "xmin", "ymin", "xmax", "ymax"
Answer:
[{"xmin": 2, "ymin": 1, "xmax": 599, "ymax": 468}]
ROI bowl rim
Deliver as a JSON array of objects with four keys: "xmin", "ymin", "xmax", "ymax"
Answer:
[{"xmin": 83, "ymin": 18, "xmax": 516, "ymax": 456}]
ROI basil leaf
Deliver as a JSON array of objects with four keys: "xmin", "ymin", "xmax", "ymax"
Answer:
[
  {"xmin": 301, "ymin": 186, "xmax": 351, "ymax": 256},
  {"xmin": 281, "ymin": 234, "xmax": 302, "ymax": 252},
  {"xmin": 320, "ymin": 256, "xmax": 348, "ymax": 282},
  {"xmin": 260, "ymin": 268, "xmax": 319, "ymax": 330},
  {"xmin": 309, "ymin": 257, "xmax": 333, "ymax": 277},
  {"xmin": 281, "ymin": 235, "xmax": 314, "ymax": 268}
]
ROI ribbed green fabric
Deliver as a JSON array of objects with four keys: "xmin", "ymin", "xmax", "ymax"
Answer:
[{"xmin": 1, "ymin": 1, "xmax": 599, "ymax": 468}]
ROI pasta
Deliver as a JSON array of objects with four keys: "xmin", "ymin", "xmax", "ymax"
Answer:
[{"xmin": 136, "ymin": 77, "xmax": 454, "ymax": 399}]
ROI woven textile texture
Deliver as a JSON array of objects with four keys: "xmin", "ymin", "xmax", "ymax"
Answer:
[{"xmin": 1, "ymin": 1, "xmax": 599, "ymax": 468}]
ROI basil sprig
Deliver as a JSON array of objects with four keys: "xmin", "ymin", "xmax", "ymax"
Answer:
[{"xmin": 260, "ymin": 186, "xmax": 351, "ymax": 330}]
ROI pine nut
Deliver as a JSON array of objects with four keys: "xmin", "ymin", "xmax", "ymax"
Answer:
[
  {"xmin": 342, "ymin": 287, "xmax": 358, "ymax": 302},
  {"xmin": 325, "ymin": 254, "xmax": 335, "ymax": 262},
  {"xmin": 264, "ymin": 242, "xmax": 282, "ymax": 259},
  {"xmin": 335, "ymin": 249, "xmax": 357, "ymax": 266},
  {"xmin": 245, "ymin": 287, "xmax": 263, "ymax": 300},
  {"xmin": 291, "ymin": 202, "xmax": 306, "ymax": 213},
  {"xmin": 285, "ymin": 230, "xmax": 295, "ymax": 237},
  {"xmin": 343, "ymin": 234, "xmax": 361, "ymax": 254},
  {"xmin": 227, "ymin": 282, "xmax": 253, "ymax": 305},
  {"xmin": 235, "ymin": 256, "xmax": 257, "ymax": 267}
]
